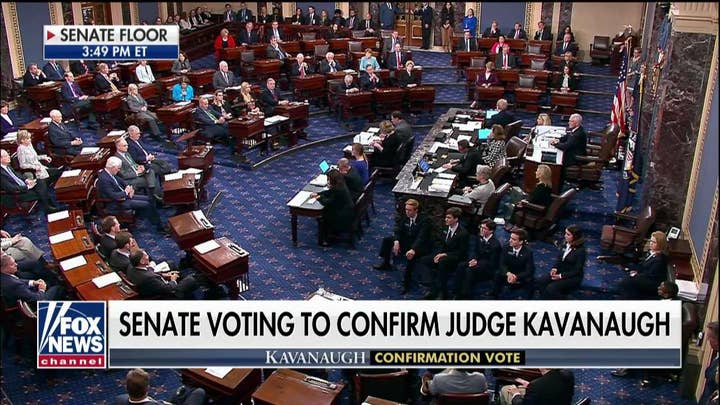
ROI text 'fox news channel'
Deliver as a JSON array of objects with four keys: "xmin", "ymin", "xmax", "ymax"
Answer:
[
  {"xmin": 38, "ymin": 300, "xmax": 682, "ymax": 369},
  {"xmin": 43, "ymin": 26, "xmax": 179, "ymax": 60}
]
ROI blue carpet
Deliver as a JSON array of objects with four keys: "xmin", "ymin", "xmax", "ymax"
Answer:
[{"xmin": 1, "ymin": 49, "xmax": 695, "ymax": 405}]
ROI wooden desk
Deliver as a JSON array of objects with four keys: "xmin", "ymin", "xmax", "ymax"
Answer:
[
  {"xmin": 254, "ymin": 59, "xmax": 282, "ymax": 82},
  {"xmin": 54, "ymin": 169, "xmax": 96, "ymax": 213},
  {"xmin": 669, "ymin": 239, "xmax": 693, "ymax": 281},
  {"xmin": 372, "ymin": 87, "xmax": 405, "ymax": 116},
  {"xmin": 75, "ymin": 279, "xmax": 138, "ymax": 301},
  {"xmin": 75, "ymin": 73, "xmax": 95, "ymax": 96},
  {"xmin": 47, "ymin": 209, "xmax": 85, "ymax": 235},
  {"xmin": 292, "ymin": 74, "xmax": 327, "ymax": 102},
  {"xmin": 26, "ymin": 82, "xmax": 62, "ymax": 116},
  {"xmin": 521, "ymin": 69, "xmax": 551, "ymax": 91},
  {"xmin": 507, "ymin": 39, "xmax": 527, "ymax": 53},
  {"xmin": 157, "ymin": 102, "xmax": 196, "ymax": 140},
  {"xmin": 252, "ymin": 369, "xmax": 344, "ymax": 405},
  {"xmin": 70, "ymin": 148, "xmax": 111, "ymax": 171},
  {"xmin": 49, "ymin": 229, "xmax": 95, "ymax": 261},
  {"xmin": 329, "ymin": 38, "xmax": 351, "ymax": 53},
  {"xmin": 274, "ymin": 102, "xmax": 309, "ymax": 144},
  {"xmin": 300, "ymin": 39, "xmax": 328, "ymax": 54},
  {"xmin": 137, "ymin": 82, "xmax": 158, "ymax": 102},
  {"xmin": 178, "ymin": 144, "xmax": 214, "ymax": 185},
  {"xmin": 287, "ymin": 180, "xmax": 326, "ymax": 246},
  {"xmin": 407, "ymin": 86, "xmax": 436, "ymax": 114},
  {"xmin": 550, "ymin": 91, "xmax": 579, "ymax": 114},
  {"xmin": 156, "ymin": 75, "xmax": 182, "ymax": 100},
  {"xmin": 477, "ymin": 37, "xmax": 496, "ymax": 53},
  {"xmin": 150, "ymin": 60, "xmax": 174, "ymax": 77},
  {"xmin": 496, "ymin": 68, "xmax": 520, "ymax": 89},
  {"xmin": 229, "ymin": 115, "xmax": 264, "ymax": 158},
  {"xmin": 96, "ymin": 133, "xmax": 125, "ymax": 152},
  {"xmin": 363, "ymin": 396, "xmax": 398, "ymax": 405},
  {"xmin": 453, "ymin": 51, "xmax": 484, "ymax": 68},
  {"xmin": 168, "ymin": 211, "xmax": 215, "ymax": 251},
  {"xmin": 247, "ymin": 43, "xmax": 269, "ymax": 59},
  {"xmin": 281, "ymin": 41, "xmax": 302, "ymax": 55},
  {"xmin": 192, "ymin": 237, "xmax": 249, "ymax": 299},
  {"xmin": 515, "ymin": 88, "xmax": 543, "ymax": 112},
  {"xmin": 338, "ymin": 91, "xmax": 374, "ymax": 120},
  {"xmin": 187, "ymin": 69, "xmax": 215, "ymax": 93},
  {"xmin": 219, "ymin": 47, "xmax": 246, "ymax": 67},
  {"xmin": 59, "ymin": 252, "xmax": 108, "ymax": 288},
  {"xmin": 181, "ymin": 368, "xmax": 261, "ymax": 405},
  {"xmin": 475, "ymin": 86, "xmax": 505, "ymax": 107},
  {"xmin": 91, "ymin": 91, "xmax": 124, "ymax": 113},
  {"xmin": 163, "ymin": 173, "xmax": 198, "ymax": 208},
  {"xmin": 527, "ymin": 40, "xmax": 552, "ymax": 55},
  {"xmin": 117, "ymin": 62, "xmax": 139, "ymax": 84}
]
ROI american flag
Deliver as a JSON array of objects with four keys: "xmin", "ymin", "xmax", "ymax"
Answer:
[{"xmin": 610, "ymin": 41, "xmax": 630, "ymax": 136}]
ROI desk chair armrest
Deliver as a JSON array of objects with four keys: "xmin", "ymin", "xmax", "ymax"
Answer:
[
  {"xmin": 575, "ymin": 155, "xmax": 600, "ymax": 164},
  {"xmin": 521, "ymin": 201, "xmax": 547, "ymax": 213},
  {"xmin": 613, "ymin": 211, "xmax": 640, "ymax": 223},
  {"xmin": 611, "ymin": 225, "xmax": 638, "ymax": 236}
]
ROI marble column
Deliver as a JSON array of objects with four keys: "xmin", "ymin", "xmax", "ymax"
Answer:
[{"xmin": 640, "ymin": 30, "xmax": 716, "ymax": 228}]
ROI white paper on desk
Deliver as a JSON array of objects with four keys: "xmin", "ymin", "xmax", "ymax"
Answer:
[
  {"xmin": 455, "ymin": 114, "xmax": 471, "ymax": 119},
  {"xmin": 367, "ymin": 127, "xmax": 380, "ymax": 133},
  {"xmin": 429, "ymin": 184, "xmax": 452, "ymax": 193},
  {"xmin": 343, "ymin": 144, "xmax": 352, "ymax": 153},
  {"xmin": 195, "ymin": 239, "xmax": 220, "ymax": 254},
  {"xmin": 49, "ymin": 231, "xmax": 74, "ymax": 244},
  {"xmin": 47, "ymin": 210, "xmax": 70, "ymax": 222},
  {"xmin": 40, "ymin": 117, "xmax": 52, "ymax": 123},
  {"xmin": 205, "ymin": 367, "xmax": 232, "ymax": 379},
  {"xmin": 164, "ymin": 172, "xmax": 183, "ymax": 181},
  {"xmin": 60, "ymin": 169, "xmax": 82, "ymax": 178},
  {"xmin": 2, "ymin": 131, "xmax": 17, "ymax": 141},
  {"xmin": 446, "ymin": 139, "xmax": 459, "ymax": 151},
  {"xmin": 92, "ymin": 271, "xmax": 121, "ymax": 288},
  {"xmin": 80, "ymin": 147, "xmax": 99, "ymax": 155},
  {"xmin": 192, "ymin": 210, "xmax": 213, "ymax": 228},
  {"xmin": 428, "ymin": 142, "xmax": 448, "ymax": 154},
  {"xmin": 107, "ymin": 130, "xmax": 126, "ymax": 137},
  {"xmin": 60, "ymin": 255, "xmax": 87, "ymax": 271},
  {"xmin": 441, "ymin": 128, "xmax": 453, "ymax": 135},
  {"xmin": 432, "ymin": 178, "xmax": 455, "ymax": 186},
  {"xmin": 433, "ymin": 167, "xmax": 447, "ymax": 173},
  {"xmin": 343, "ymin": 69, "xmax": 355, "ymax": 74},
  {"xmin": 310, "ymin": 174, "xmax": 327, "ymax": 187},
  {"xmin": 437, "ymin": 173, "xmax": 457, "ymax": 180},
  {"xmin": 353, "ymin": 132, "xmax": 374, "ymax": 145},
  {"xmin": 225, "ymin": 85, "xmax": 242, "ymax": 90},
  {"xmin": 468, "ymin": 121, "xmax": 484, "ymax": 129},
  {"xmin": 176, "ymin": 101, "xmax": 191, "ymax": 106},
  {"xmin": 457, "ymin": 135, "xmax": 472, "ymax": 144},
  {"xmin": 150, "ymin": 261, "xmax": 170, "ymax": 273},
  {"xmin": 288, "ymin": 190, "xmax": 312, "ymax": 207}
]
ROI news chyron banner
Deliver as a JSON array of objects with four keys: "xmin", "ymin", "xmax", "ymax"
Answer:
[
  {"xmin": 39, "ymin": 300, "xmax": 681, "ymax": 369},
  {"xmin": 43, "ymin": 25, "xmax": 179, "ymax": 60}
]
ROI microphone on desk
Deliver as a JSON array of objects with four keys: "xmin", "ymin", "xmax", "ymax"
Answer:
[
  {"xmin": 76, "ymin": 214, "xmax": 84, "ymax": 225},
  {"xmin": 96, "ymin": 261, "xmax": 108, "ymax": 273},
  {"xmin": 81, "ymin": 236, "xmax": 91, "ymax": 248},
  {"xmin": 200, "ymin": 218, "xmax": 211, "ymax": 228}
]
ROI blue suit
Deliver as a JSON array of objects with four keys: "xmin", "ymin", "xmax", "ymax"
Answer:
[
  {"xmin": 193, "ymin": 107, "xmax": 229, "ymax": 140},
  {"xmin": 97, "ymin": 169, "xmax": 160, "ymax": 225},
  {"xmin": 47, "ymin": 121, "xmax": 81, "ymax": 156},
  {"xmin": 172, "ymin": 84, "xmax": 194, "ymax": 102},
  {"xmin": 42, "ymin": 62, "xmax": 65, "ymax": 81},
  {"xmin": 379, "ymin": 2, "xmax": 399, "ymax": 29},
  {"xmin": 59, "ymin": 81, "xmax": 96, "ymax": 125},
  {"xmin": 1, "ymin": 114, "xmax": 18, "ymax": 136},
  {"xmin": 1, "ymin": 273, "xmax": 63, "ymax": 304}
]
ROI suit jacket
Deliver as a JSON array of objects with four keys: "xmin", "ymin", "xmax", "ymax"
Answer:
[
  {"xmin": 555, "ymin": 41, "xmax": 578, "ymax": 56},
  {"xmin": 507, "ymin": 29, "xmax": 528, "ymax": 40},
  {"xmin": 116, "ymin": 151, "xmax": 156, "ymax": 191},
  {"xmin": 360, "ymin": 19, "xmax": 377, "ymax": 33},
  {"xmin": 259, "ymin": 87, "xmax": 282, "ymax": 115},
  {"xmin": 346, "ymin": 15, "xmax": 360, "ymax": 30},
  {"xmin": 304, "ymin": 13, "xmax": 320, "ymax": 26},
  {"xmin": 1, "ymin": 165, "xmax": 30, "ymax": 194},
  {"xmin": 379, "ymin": 2, "xmax": 399, "ymax": 29},
  {"xmin": 317, "ymin": 186, "xmax": 355, "ymax": 232},
  {"xmin": 48, "ymin": 121, "xmax": 80, "ymax": 155},
  {"xmin": 266, "ymin": 44, "xmax": 288, "ymax": 60},
  {"xmin": 373, "ymin": 132, "xmax": 402, "ymax": 167},
  {"xmin": 212, "ymin": 70, "xmax": 236, "ymax": 90},
  {"xmin": 1, "ymin": 114, "xmax": 18, "ymax": 136},
  {"xmin": 451, "ymin": 149, "xmax": 482, "ymax": 178},
  {"xmin": 636, "ymin": 253, "xmax": 669, "ymax": 284},
  {"xmin": 383, "ymin": 37, "xmax": 404, "ymax": 53},
  {"xmin": 265, "ymin": 27, "xmax": 285, "ymax": 41},
  {"xmin": 319, "ymin": 60, "xmax": 343, "ymax": 74},
  {"xmin": 108, "ymin": 250, "xmax": 132, "ymax": 273},
  {"xmin": 433, "ymin": 225, "xmax": 470, "ymax": 263},
  {"xmin": 475, "ymin": 70, "xmax": 500, "ymax": 86},
  {"xmin": 484, "ymin": 110, "xmax": 516, "ymax": 128},
  {"xmin": 534, "ymin": 27, "xmax": 552, "ymax": 41},
  {"xmin": 238, "ymin": 29, "xmax": 259, "ymax": 45},
  {"xmin": 456, "ymin": 38, "xmax": 478, "ymax": 52},
  {"xmin": 394, "ymin": 120, "xmax": 413, "ymax": 143},
  {"xmin": 360, "ymin": 73, "xmax": 382, "ymax": 91},
  {"xmin": 127, "ymin": 266, "xmax": 177, "ymax": 297},
  {"xmin": 211, "ymin": 101, "xmax": 234, "ymax": 118},
  {"xmin": 43, "ymin": 62, "xmax": 65, "ymax": 81},
  {"xmin": 193, "ymin": 107, "xmax": 219, "ymax": 127},
  {"xmin": 126, "ymin": 94, "xmax": 150, "ymax": 113},
  {"xmin": 555, "ymin": 126, "xmax": 587, "ymax": 166},
  {"xmin": 386, "ymin": 51, "xmax": 407, "ymax": 70},
  {"xmin": 416, "ymin": 6, "xmax": 433, "ymax": 26},
  {"xmin": 555, "ymin": 244, "xmax": 587, "ymax": 281},
  {"xmin": 235, "ymin": 8, "xmax": 253, "ymax": 23},
  {"xmin": 553, "ymin": 74, "xmax": 578, "ymax": 91},
  {"xmin": 343, "ymin": 169, "xmax": 363, "ymax": 201},
  {"xmin": 223, "ymin": 10, "xmax": 236, "ymax": 22},
  {"xmin": 98, "ymin": 234, "xmax": 117, "ymax": 259},
  {"xmin": 483, "ymin": 27, "xmax": 501, "ymax": 38},
  {"xmin": 70, "ymin": 60, "xmax": 96, "ymax": 76},
  {"xmin": 0, "ymin": 273, "xmax": 47, "ymax": 303},
  {"xmin": 397, "ymin": 69, "xmax": 419, "ymax": 87},
  {"xmin": 22, "ymin": 71, "xmax": 47, "ymax": 87},
  {"xmin": 60, "ymin": 81, "xmax": 85, "ymax": 103},
  {"xmin": 501, "ymin": 245, "xmax": 535, "ymax": 284},
  {"xmin": 291, "ymin": 62, "xmax": 314, "ymax": 77},
  {"xmin": 393, "ymin": 214, "xmax": 432, "ymax": 254},
  {"xmin": 471, "ymin": 235, "xmax": 502, "ymax": 272},
  {"xmin": 97, "ymin": 169, "xmax": 130, "ymax": 207},
  {"xmin": 512, "ymin": 369, "xmax": 574, "ymax": 405},
  {"xmin": 495, "ymin": 53, "xmax": 518, "ymax": 69},
  {"xmin": 127, "ymin": 138, "xmax": 153, "ymax": 165},
  {"xmin": 94, "ymin": 73, "xmax": 120, "ymax": 94}
]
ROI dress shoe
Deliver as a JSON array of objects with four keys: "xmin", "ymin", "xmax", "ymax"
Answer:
[
  {"xmin": 611, "ymin": 368, "xmax": 629, "ymax": 377},
  {"xmin": 373, "ymin": 262, "xmax": 393, "ymax": 271}
]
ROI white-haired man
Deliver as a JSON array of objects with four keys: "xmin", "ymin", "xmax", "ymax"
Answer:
[
  {"xmin": 126, "ymin": 84, "xmax": 162, "ymax": 139},
  {"xmin": 212, "ymin": 61, "xmax": 236, "ymax": 91}
]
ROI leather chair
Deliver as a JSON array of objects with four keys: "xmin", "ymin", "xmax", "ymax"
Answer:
[
  {"xmin": 597, "ymin": 205, "xmax": 655, "ymax": 263},
  {"xmin": 56, "ymin": 89, "xmax": 89, "ymax": 125},
  {"xmin": 504, "ymin": 120, "xmax": 523, "ymax": 143},
  {"xmin": 374, "ymin": 137, "xmax": 413, "ymax": 179},
  {"xmin": 470, "ymin": 57, "xmax": 487, "ymax": 68},
  {"xmin": 364, "ymin": 169, "xmax": 379, "ymax": 215},
  {"xmin": 589, "ymin": 36, "xmax": 611, "ymax": 65},
  {"xmin": 326, "ymin": 78, "xmax": 344, "ymax": 113},
  {"xmin": 479, "ymin": 182, "xmax": 511, "ymax": 219},
  {"xmin": 93, "ymin": 178, "xmax": 136, "ymax": 227},
  {"xmin": 490, "ymin": 158, "xmax": 511, "ymax": 186},
  {"xmin": 10, "ymin": 152, "xmax": 36, "ymax": 179},
  {"xmin": 351, "ymin": 30, "xmax": 367, "ymax": 39},
  {"xmin": 353, "ymin": 370, "xmax": 410, "ymax": 404},
  {"xmin": 348, "ymin": 41, "xmax": 363, "ymax": 53},
  {"xmin": 301, "ymin": 32, "xmax": 317, "ymax": 41},
  {"xmin": 314, "ymin": 44, "xmax": 330, "ymax": 60},
  {"xmin": 575, "ymin": 398, "xmax": 591, "ymax": 405},
  {"xmin": 240, "ymin": 51, "xmax": 256, "ymax": 81},
  {"xmin": 515, "ymin": 76, "xmax": 541, "ymax": 111},
  {"xmin": 504, "ymin": 136, "xmax": 528, "ymax": 175},
  {"xmin": 530, "ymin": 58, "xmax": 548, "ymax": 70},
  {"xmin": 565, "ymin": 123, "xmax": 619, "ymax": 189},
  {"xmin": 0, "ymin": 187, "xmax": 39, "ymax": 219},
  {"xmin": 511, "ymin": 187, "xmax": 578, "ymax": 238},
  {"xmin": 438, "ymin": 392, "xmax": 491, "ymax": 405}
]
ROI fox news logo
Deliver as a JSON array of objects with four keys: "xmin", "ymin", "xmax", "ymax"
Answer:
[{"xmin": 37, "ymin": 301, "xmax": 106, "ymax": 368}]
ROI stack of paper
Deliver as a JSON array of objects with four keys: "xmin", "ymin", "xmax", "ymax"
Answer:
[
  {"xmin": 205, "ymin": 367, "xmax": 232, "ymax": 379},
  {"xmin": 164, "ymin": 172, "xmax": 183, "ymax": 181},
  {"xmin": 429, "ymin": 142, "xmax": 449, "ymax": 154},
  {"xmin": 47, "ymin": 210, "xmax": 70, "ymax": 222},
  {"xmin": 437, "ymin": 172, "xmax": 456, "ymax": 180},
  {"xmin": 353, "ymin": 132, "xmax": 375, "ymax": 145},
  {"xmin": 150, "ymin": 261, "xmax": 171, "ymax": 273},
  {"xmin": 310, "ymin": 174, "xmax": 327, "ymax": 186},
  {"xmin": 676, "ymin": 280, "xmax": 708, "ymax": 301},
  {"xmin": 429, "ymin": 178, "xmax": 454, "ymax": 193},
  {"xmin": 367, "ymin": 127, "xmax": 380, "ymax": 133},
  {"xmin": 92, "ymin": 272, "xmax": 121, "ymax": 288},
  {"xmin": 288, "ymin": 190, "xmax": 313, "ymax": 207},
  {"xmin": 195, "ymin": 239, "xmax": 220, "ymax": 254},
  {"xmin": 60, "ymin": 169, "xmax": 82, "ymax": 178},
  {"xmin": 107, "ymin": 130, "xmax": 126, "ymax": 137},
  {"xmin": 49, "ymin": 231, "xmax": 74, "ymax": 244},
  {"xmin": 60, "ymin": 255, "xmax": 87, "ymax": 271},
  {"xmin": 80, "ymin": 147, "xmax": 100, "ymax": 155},
  {"xmin": 40, "ymin": 117, "xmax": 52, "ymax": 123},
  {"xmin": 176, "ymin": 101, "xmax": 192, "ymax": 106},
  {"xmin": 2, "ymin": 131, "xmax": 17, "ymax": 141}
]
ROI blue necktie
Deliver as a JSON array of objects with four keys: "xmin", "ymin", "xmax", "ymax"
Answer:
[{"xmin": 4, "ymin": 166, "xmax": 25, "ymax": 186}]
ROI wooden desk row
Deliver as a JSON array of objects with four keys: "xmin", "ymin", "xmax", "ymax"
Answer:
[{"xmin": 335, "ymin": 86, "xmax": 436, "ymax": 120}]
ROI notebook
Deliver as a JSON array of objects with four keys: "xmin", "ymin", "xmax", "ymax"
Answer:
[{"xmin": 319, "ymin": 160, "xmax": 331, "ymax": 174}]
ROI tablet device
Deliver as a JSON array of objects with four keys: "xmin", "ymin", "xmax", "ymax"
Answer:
[
  {"xmin": 319, "ymin": 160, "xmax": 331, "ymax": 174},
  {"xmin": 485, "ymin": 109, "xmax": 499, "ymax": 120},
  {"xmin": 417, "ymin": 158, "xmax": 431, "ymax": 174},
  {"xmin": 477, "ymin": 128, "xmax": 492, "ymax": 140}
]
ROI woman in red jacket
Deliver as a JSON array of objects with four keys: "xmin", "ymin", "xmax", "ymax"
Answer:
[{"xmin": 214, "ymin": 28, "xmax": 237, "ymax": 61}]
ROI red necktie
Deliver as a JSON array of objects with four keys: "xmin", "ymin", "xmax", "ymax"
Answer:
[
  {"xmin": 272, "ymin": 91, "xmax": 277, "ymax": 101},
  {"xmin": 515, "ymin": 30, "xmax": 519, "ymax": 39},
  {"xmin": 300, "ymin": 65, "xmax": 305, "ymax": 77},
  {"xmin": 396, "ymin": 53, "xmax": 401, "ymax": 68}
]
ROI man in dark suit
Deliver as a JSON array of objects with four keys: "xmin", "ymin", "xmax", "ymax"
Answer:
[
  {"xmin": 193, "ymin": 97, "xmax": 230, "ymax": 142},
  {"xmin": 415, "ymin": 3, "xmax": 433, "ymax": 49},
  {"xmin": 386, "ymin": 43, "xmax": 407, "ymax": 70},
  {"xmin": 223, "ymin": 3, "xmax": 235, "ymax": 23},
  {"xmin": 211, "ymin": 61, "xmax": 237, "ymax": 91},
  {"xmin": 126, "ymin": 83, "xmax": 161, "ymax": 138},
  {"xmin": 97, "ymin": 157, "xmax": 166, "ymax": 232},
  {"xmin": 495, "ymin": 45, "xmax": 517, "ymax": 69},
  {"xmin": 360, "ymin": 65, "xmax": 383, "ymax": 91},
  {"xmin": 235, "ymin": 2, "xmax": 252, "ymax": 23},
  {"xmin": 508, "ymin": 22, "xmax": 527, "ymax": 40},
  {"xmin": 551, "ymin": 113, "xmax": 587, "ymax": 166},
  {"xmin": 491, "ymin": 228, "xmax": 535, "ymax": 299},
  {"xmin": 47, "ymin": 109, "xmax": 83, "ymax": 156},
  {"xmin": 127, "ymin": 249, "xmax": 199, "ymax": 299},
  {"xmin": 42, "ymin": 60, "xmax": 65, "ymax": 81},
  {"xmin": 337, "ymin": 158, "xmax": 363, "ymax": 200},
  {"xmin": 70, "ymin": 59, "xmax": 97, "ymax": 75},
  {"xmin": 441, "ymin": 140, "xmax": 482, "ymax": 186},
  {"xmin": 483, "ymin": 20, "xmax": 501, "ymax": 38},
  {"xmin": 22, "ymin": 64, "xmax": 48, "ymax": 87},
  {"xmin": 266, "ymin": 36, "xmax": 289, "ymax": 62},
  {"xmin": 454, "ymin": 219, "xmax": 502, "ymax": 299},
  {"xmin": 383, "ymin": 30, "xmax": 404, "ymax": 53},
  {"xmin": 345, "ymin": 8, "xmax": 359, "ymax": 30},
  {"xmin": 501, "ymin": 369, "xmax": 575, "ymax": 405},
  {"xmin": 360, "ymin": 12, "xmax": 377, "ymax": 36},
  {"xmin": 374, "ymin": 199, "xmax": 432, "ymax": 291},
  {"xmin": 420, "ymin": 207, "xmax": 469, "ymax": 300},
  {"xmin": 126, "ymin": 125, "xmax": 172, "ymax": 176},
  {"xmin": 1, "ymin": 149, "xmax": 55, "ymax": 212},
  {"xmin": 1, "ymin": 254, "xmax": 64, "ymax": 305},
  {"xmin": 97, "ymin": 215, "xmax": 120, "ymax": 259},
  {"xmin": 238, "ymin": 21, "xmax": 259, "ymax": 45},
  {"xmin": 304, "ymin": 6, "xmax": 320, "ymax": 25},
  {"xmin": 290, "ymin": 53, "xmax": 314, "ymax": 77},
  {"xmin": 391, "ymin": 111, "xmax": 412, "ymax": 143},
  {"xmin": 115, "ymin": 137, "xmax": 161, "ymax": 199},
  {"xmin": 555, "ymin": 33, "xmax": 579, "ymax": 56},
  {"xmin": 94, "ymin": 62, "xmax": 121, "ymax": 94},
  {"xmin": 318, "ymin": 52, "xmax": 343, "ymax": 73},
  {"xmin": 557, "ymin": 51, "xmax": 577, "ymax": 72},
  {"xmin": 115, "ymin": 368, "xmax": 206, "ymax": 405},
  {"xmin": 533, "ymin": 21, "xmax": 552, "ymax": 41},
  {"xmin": 265, "ymin": 21, "xmax": 285, "ymax": 42},
  {"xmin": 108, "ymin": 231, "xmax": 134, "ymax": 273},
  {"xmin": 60, "ymin": 72, "xmax": 98, "ymax": 129},
  {"xmin": 259, "ymin": 78, "xmax": 288, "ymax": 116},
  {"xmin": 379, "ymin": 1, "xmax": 399, "ymax": 30},
  {"xmin": 484, "ymin": 99, "xmax": 516, "ymax": 128},
  {"xmin": 456, "ymin": 31, "xmax": 478, "ymax": 52}
]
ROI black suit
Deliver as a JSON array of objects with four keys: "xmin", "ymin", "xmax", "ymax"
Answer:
[
  {"xmin": 512, "ymin": 369, "xmax": 575, "ymax": 405},
  {"xmin": 421, "ymin": 225, "xmax": 470, "ymax": 299},
  {"xmin": 483, "ymin": 109, "xmax": 516, "ymax": 129},
  {"xmin": 533, "ymin": 27, "xmax": 552, "ymax": 41},
  {"xmin": 507, "ymin": 29, "xmax": 527, "ymax": 40},
  {"xmin": 450, "ymin": 149, "xmax": 482, "ymax": 185},
  {"xmin": 415, "ymin": 5, "xmax": 433, "ymax": 49},
  {"xmin": 193, "ymin": 107, "xmax": 229, "ymax": 140},
  {"xmin": 360, "ymin": 73, "xmax": 382, "ymax": 91},
  {"xmin": 265, "ymin": 27, "xmax": 285, "ymax": 42},
  {"xmin": 98, "ymin": 234, "xmax": 117, "ymax": 259},
  {"xmin": 483, "ymin": 27, "xmax": 501, "ymax": 38},
  {"xmin": 259, "ymin": 87, "xmax": 283, "ymax": 115},
  {"xmin": 317, "ymin": 186, "xmax": 355, "ymax": 237},
  {"xmin": 397, "ymin": 70, "xmax": 419, "ymax": 87},
  {"xmin": 108, "ymin": 250, "xmax": 132, "ymax": 273},
  {"xmin": 343, "ymin": 169, "xmax": 363, "ymax": 201},
  {"xmin": 346, "ymin": 15, "xmax": 360, "ymax": 30},
  {"xmin": 619, "ymin": 253, "xmax": 669, "ymax": 299},
  {"xmin": 456, "ymin": 38, "xmax": 478, "ymax": 52},
  {"xmin": 555, "ymin": 126, "xmax": 587, "ymax": 166},
  {"xmin": 360, "ymin": 19, "xmax": 377, "ymax": 35},
  {"xmin": 536, "ymin": 244, "xmax": 587, "ymax": 299},
  {"xmin": 318, "ymin": 60, "xmax": 342, "ymax": 74},
  {"xmin": 495, "ymin": 53, "xmax": 518, "ymax": 69},
  {"xmin": 455, "ymin": 234, "xmax": 502, "ymax": 298},
  {"xmin": 48, "ymin": 121, "xmax": 81, "ymax": 156},
  {"xmin": 22, "ymin": 71, "xmax": 47, "ymax": 87},
  {"xmin": 291, "ymin": 62, "xmax": 314, "ymax": 77},
  {"xmin": 370, "ymin": 132, "xmax": 401, "ymax": 168},
  {"xmin": 238, "ymin": 29, "xmax": 259, "ymax": 45},
  {"xmin": 492, "ymin": 245, "xmax": 535, "ymax": 298},
  {"xmin": 1, "ymin": 273, "xmax": 63, "ymax": 305},
  {"xmin": 70, "ymin": 60, "xmax": 97, "ymax": 75},
  {"xmin": 1, "ymin": 164, "xmax": 52, "ymax": 211},
  {"xmin": 378, "ymin": 213, "xmax": 432, "ymax": 285},
  {"xmin": 126, "ymin": 266, "xmax": 198, "ymax": 299},
  {"xmin": 304, "ymin": 13, "xmax": 320, "ymax": 26},
  {"xmin": 94, "ymin": 73, "xmax": 120, "ymax": 94},
  {"xmin": 555, "ymin": 41, "xmax": 578, "ymax": 56},
  {"xmin": 127, "ymin": 138, "xmax": 172, "ymax": 176}
]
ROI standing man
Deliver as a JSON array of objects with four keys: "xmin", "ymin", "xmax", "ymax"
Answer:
[
  {"xmin": 235, "ymin": 2, "xmax": 252, "ymax": 23},
  {"xmin": 383, "ymin": 30, "xmax": 404, "ymax": 53},
  {"xmin": 346, "ymin": 8, "xmax": 359, "ymax": 30},
  {"xmin": 239, "ymin": 21, "xmax": 259, "ymax": 45},
  {"xmin": 379, "ymin": 1, "xmax": 399, "ymax": 30},
  {"xmin": 415, "ymin": 3, "xmax": 433, "ymax": 50},
  {"xmin": 556, "ymin": 33, "xmax": 579, "ymax": 56},
  {"xmin": 305, "ymin": 6, "xmax": 320, "ymax": 26},
  {"xmin": 456, "ymin": 31, "xmax": 477, "ymax": 52},
  {"xmin": 126, "ymin": 83, "xmax": 162, "ymax": 139},
  {"xmin": 491, "ymin": 228, "xmax": 535, "ymax": 299},
  {"xmin": 550, "ymin": 113, "xmax": 587, "ymax": 166},
  {"xmin": 454, "ymin": 219, "xmax": 502, "ymax": 299},
  {"xmin": 534, "ymin": 21, "xmax": 552, "ymax": 41},
  {"xmin": 223, "ymin": 4, "xmax": 235, "ymax": 22},
  {"xmin": 390, "ymin": 111, "xmax": 412, "ymax": 143},
  {"xmin": 374, "ymin": 199, "xmax": 431, "ymax": 295},
  {"xmin": 42, "ymin": 59, "xmax": 65, "ymax": 81},
  {"xmin": 266, "ymin": 21, "xmax": 285, "ymax": 42},
  {"xmin": 420, "ymin": 207, "xmax": 469, "ymax": 300}
]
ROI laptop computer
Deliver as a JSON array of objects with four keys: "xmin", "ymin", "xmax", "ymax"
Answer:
[
  {"xmin": 485, "ymin": 109, "xmax": 499, "ymax": 120},
  {"xmin": 319, "ymin": 160, "xmax": 331, "ymax": 174},
  {"xmin": 477, "ymin": 128, "xmax": 492, "ymax": 141}
]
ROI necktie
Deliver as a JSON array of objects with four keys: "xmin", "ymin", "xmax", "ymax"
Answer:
[
  {"xmin": 397, "ymin": 52, "xmax": 401, "ymax": 68},
  {"xmin": 55, "ymin": 64, "xmax": 62, "ymax": 77},
  {"xmin": 134, "ymin": 140, "xmax": 149, "ymax": 159},
  {"xmin": 109, "ymin": 172, "xmax": 123, "ymax": 191},
  {"xmin": 224, "ymin": 72, "xmax": 228, "ymax": 84},
  {"xmin": 4, "ymin": 166, "xmax": 25, "ymax": 186},
  {"xmin": 204, "ymin": 108, "xmax": 216, "ymax": 121},
  {"xmin": 123, "ymin": 152, "xmax": 138, "ymax": 170},
  {"xmin": 366, "ymin": 20, "xmax": 369, "ymax": 29},
  {"xmin": 300, "ymin": 65, "xmax": 305, "ymax": 77},
  {"xmin": 330, "ymin": 62, "xmax": 335, "ymax": 72},
  {"xmin": 446, "ymin": 229, "xmax": 453, "ymax": 242},
  {"xmin": 272, "ymin": 91, "xmax": 277, "ymax": 101},
  {"xmin": 145, "ymin": 66, "xmax": 150, "ymax": 79},
  {"xmin": 563, "ymin": 43, "xmax": 567, "ymax": 51},
  {"xmin": 70, "ymin": 83, "xmax": 78, "ymax": 98},
  {"xmin": 274, "ymin": 29, "xmax": 279, "ymax": 39},
  {"xmin": 107, "ymin": 75, "xmax": 118, "ymax": 92},
  {"xmin": 409, "ymin": 218, "xmax": 414, "ymax": 229},
  {"xmin": 515, "ymin": 30, "xmax": 519, "ymax": 39}
]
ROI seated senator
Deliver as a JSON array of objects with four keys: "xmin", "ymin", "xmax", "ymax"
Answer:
[
  {"xmin": 172, "ymin": 76, "xmax": 195, "ymax": 102},
  {"xmin": 310, "ymin": 170, "xmax": 355, "ymax": 246},
  {"xmin": 0, "ymin": 101, "xmax": 18, "ymax": 136},
  {"xmin": 480, "ymin": 124, "xmax": 507, "ymax": 168},
  {"xmin": 397, "ymin": 61, "xmax": 420, "ymax": 88},
  {"xmin": 617, "ymin": 231, "xmax": 669, "ymax": 299},
  {"xmin": 47, "ymin": 109, "xmax": 83, "ymax": 157},
  {"xmin": 114, "ymin": 368, "xmax": 206, "ymax": 405}
]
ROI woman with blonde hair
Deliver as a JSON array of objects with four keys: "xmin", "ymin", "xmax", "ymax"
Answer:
[
  {"xmin": 16, "ymin": 130, "xmax": 62, "ymax": 183},
  {"xmin": 618, "ymin": 231, "xmax": 669, "ymax": 299},
  {"xmin": 528, "ymin": 113, "xmax": 552, "ymax": 142},
  {"xmin": 370, "ymin": 120, "xmax": 401, "ymax": 168},
  {"xmin": 507, "ymin": 164, "xmax": 553, "ymax": 222},
  {"xmin": 481, "ymin": 124, "xmax": 506, "ymax": 167}
]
